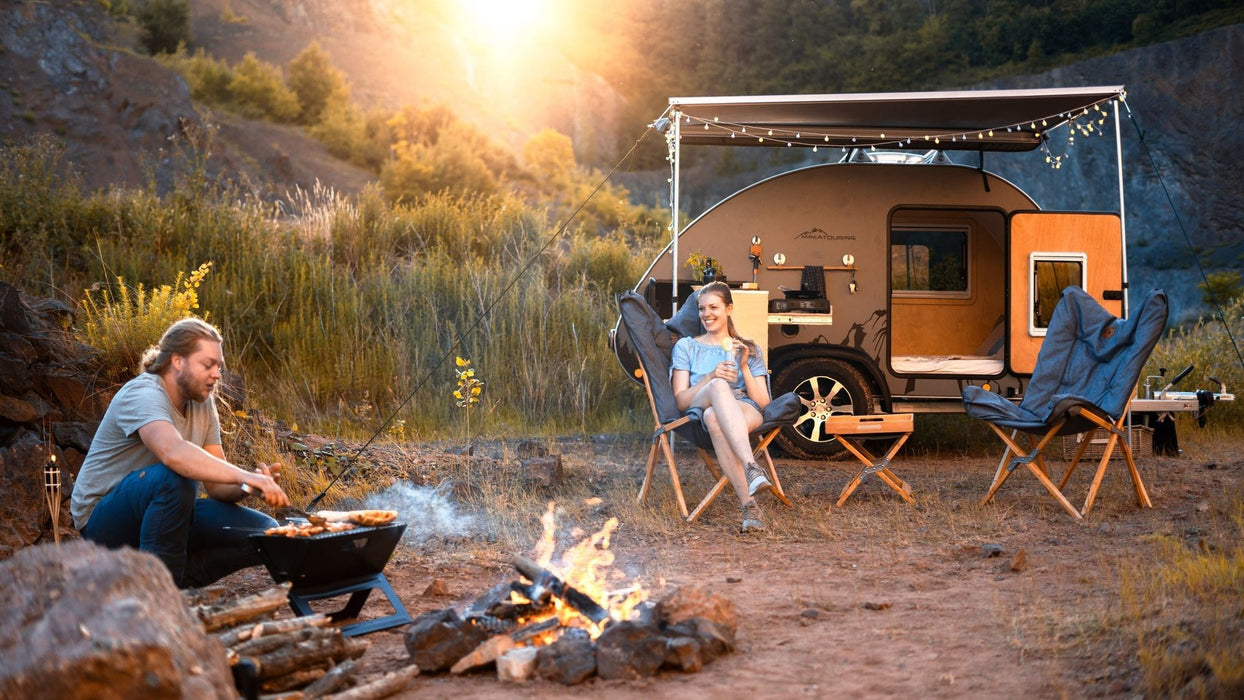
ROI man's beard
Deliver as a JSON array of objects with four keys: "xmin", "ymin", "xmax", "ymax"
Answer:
[{"xmin": 177, "ymin": 371, "xmax": 210, "ymax": 403}]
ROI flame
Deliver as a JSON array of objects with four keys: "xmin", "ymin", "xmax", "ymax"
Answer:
[{"xmin": 517, "ymin": 501, "xmax": 647, "ymax": 641}]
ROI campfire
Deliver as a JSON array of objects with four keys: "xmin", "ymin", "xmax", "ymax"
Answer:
[{"xmin": 404, "ymin": 502, "xmax": 739, "ymax": 684}]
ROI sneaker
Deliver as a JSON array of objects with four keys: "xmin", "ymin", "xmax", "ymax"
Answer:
[
  {"xmin": 740, "ymin": 500, "xmax": 765, "ymax": 533},
  {"xmin": 745, "ymin": 462, "xmax": 772, "ymax": 498}
]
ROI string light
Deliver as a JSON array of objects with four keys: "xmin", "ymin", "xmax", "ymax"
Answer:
[{"xmin": 664, "ymin": 94, "xmax": 1118, "ymax": 172}]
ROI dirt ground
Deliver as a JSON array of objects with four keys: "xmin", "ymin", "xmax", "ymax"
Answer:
[{"xmin": 222, "ymin": 427, "xmax": 1244, "ymax": 698}]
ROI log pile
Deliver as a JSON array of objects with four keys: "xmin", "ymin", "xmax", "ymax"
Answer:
[{"xmin": 183, "ymin": 584, "xmax": 417, "ymax": 700}]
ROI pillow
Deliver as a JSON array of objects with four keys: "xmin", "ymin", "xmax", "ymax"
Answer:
[{"xmin": 664, "ymin": 288, "xmax": 704, "ymax": 338}]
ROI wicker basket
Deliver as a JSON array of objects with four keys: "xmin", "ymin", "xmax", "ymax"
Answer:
[{"xmin": 1060, "ymin": 426, "xmax": 1153, "ymax": 461}]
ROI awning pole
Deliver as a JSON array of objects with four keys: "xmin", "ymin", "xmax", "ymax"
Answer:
[
  {"xmin": 1115, "ymin": 98, "xmax": 1129, "ymax": 318},
  {"xmin": 670, "ymin": 109, "xmax": 682, "ymax": 314}
]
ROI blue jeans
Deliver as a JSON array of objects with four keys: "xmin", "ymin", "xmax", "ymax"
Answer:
[{"xmin": 80, "ymin": 463, "xmax": 278, "ymax": 588}]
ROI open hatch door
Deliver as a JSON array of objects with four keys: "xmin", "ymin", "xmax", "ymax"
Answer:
[{"xmin": 1008, "ymin": 212, "xmax": 1125, "ymax": 374}]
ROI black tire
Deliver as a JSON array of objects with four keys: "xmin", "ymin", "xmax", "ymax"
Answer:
[{"xmin": 771, "ymin": 357, "xmax": 875, "ymax": 459}]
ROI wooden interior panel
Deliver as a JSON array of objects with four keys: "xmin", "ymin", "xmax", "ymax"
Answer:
[{"xmin": 1009, "ymin": 213, "xmax": 1123, "ymax": 374}]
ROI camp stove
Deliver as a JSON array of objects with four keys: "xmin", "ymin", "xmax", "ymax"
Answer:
[{"xmin": 250, "ymin": 522, "xmax": 411, "ymax": 636}]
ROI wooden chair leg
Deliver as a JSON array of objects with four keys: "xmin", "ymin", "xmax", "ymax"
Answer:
[
  {"xmin": 638, "ymin": 440, "xmax": 659, "ymax": 505},
  {"xmin": 657, "ymin": 435, "xmax": 689, "ymax": 519},
  {"xmin": 686, "ymin": 476, "xmax": 730, "ymax": 523},
  {"xmin": 1081, "ymin": 437, "xmax": 1115, "ymax": 517},
  {"xmin": 1059, "ymin": 428, "xmax": 1097, "ymax": 490},
  {"xmin": 1121, "ymin": 440, "xmax": 1153, "ymax": 508},
  {"xmin": 982, "ymin": 425, "xmax": 1028, "ymax": 504},
  {"xmin": 1024, "ymin": 460, "xmax": 1083, "ymax": 520},
  {"xmin": 753, "ymin": 429, "xmax": 791, "ymax": 507}
]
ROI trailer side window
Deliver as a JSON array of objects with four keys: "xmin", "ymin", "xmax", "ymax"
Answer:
[
  {"xmin": 1029, "ymin": 252, "xmax": 1087, "ymax": 335},
  {"xmin": 891, "ymin": 228, "xmax": 968, "ymax": 296}
]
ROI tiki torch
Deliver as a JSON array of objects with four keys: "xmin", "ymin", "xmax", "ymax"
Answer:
[{"xmin": 44, "ymin": 453, "xmax": 61, "ymax": 545}]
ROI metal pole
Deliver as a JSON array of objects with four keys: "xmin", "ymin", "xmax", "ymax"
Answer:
[
  {"xmin": 1115, "ymin": 98, "xmax": 1129, "ymax": 318},
  {"xmin": 670, "ymin": 109, "xmax": 682, "ymax": 314}
]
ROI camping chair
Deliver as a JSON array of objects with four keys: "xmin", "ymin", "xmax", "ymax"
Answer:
[
  {"xmin": 618, "ymin": 291, "xmax": 801, "ymax": 522},
  {"xmin": 963, "ymin": 286, "xmax": 1168, "ymax": 520}
]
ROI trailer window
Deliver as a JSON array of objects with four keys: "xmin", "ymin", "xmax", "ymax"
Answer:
[
  {"xmin": 891, "ymin": 228, "xmax": 968, "ymax": 296},
  {"xmin": 1028, "ymin": 252, "xmax": 1086, "ymax": 336}
]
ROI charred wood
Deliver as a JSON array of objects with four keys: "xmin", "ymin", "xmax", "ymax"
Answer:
[{"xmin": 511, "ymin": 555, "xmax": 608, "ymax": 624}]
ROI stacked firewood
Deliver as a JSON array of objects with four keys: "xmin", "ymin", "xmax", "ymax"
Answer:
[{"xmin": 183, "ymin": 584, "xmax": 418, "ymax": 699}]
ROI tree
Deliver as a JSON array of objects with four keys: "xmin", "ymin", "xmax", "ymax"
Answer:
[
  {"xmin": 137, "ymin": 0, "xmax": 191, "ymax": 56},
  {"xmin": 286, "ymin": 42, "xmax": 350, "ymax": 125}
]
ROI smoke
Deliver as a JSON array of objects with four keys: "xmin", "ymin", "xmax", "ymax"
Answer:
[{"xmin": 363, "ymin": 480, "xmax": 478, "ymax": 546}]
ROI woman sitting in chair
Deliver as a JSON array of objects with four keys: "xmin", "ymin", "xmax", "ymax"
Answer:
[{"xmin": 671, "ymin": 281, "xmax": 773, "ymax": 532}]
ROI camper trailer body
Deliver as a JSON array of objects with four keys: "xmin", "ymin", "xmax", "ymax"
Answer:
[{"xmin": 612, "ymin": 87, "xmax": 1131, "ymax": 459}]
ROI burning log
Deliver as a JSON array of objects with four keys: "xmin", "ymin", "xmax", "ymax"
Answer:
[
  {"xmin": 508, "ymin": 617, "xmax": 560, "ymax": 644},
  {"xmin": 194, "ymin": 582, "xmax": 292, "ymax": 632},
  {"xmin": 510, "ymin": 555, "xmax": 609, "ymax": 624},
  {"xmin": 218, "ymin": 614, "xmax": 331, "ymax": 648}
]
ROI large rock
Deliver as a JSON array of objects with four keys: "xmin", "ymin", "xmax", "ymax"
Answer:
[
  {"xmin": 0, "ymin": 540, "xmax": 234, "ymax": 698},
  {"xmin": 594, "ymin": 620, "xmax": 667, "ymax": 680},
  {"xmin": 535, "ymin": 634, "xmax": 596, "ymax": 685},
  {"xmin": 403, "ymin": 607, "xmax": 491, "ymax": 673},
  {"xmin": 655, "ymin": 585, "xmax": 739, "ymax": 636}
]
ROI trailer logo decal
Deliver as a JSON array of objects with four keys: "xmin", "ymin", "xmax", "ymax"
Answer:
[{"xmin": 795, "ymin": 227, "xmax": 855, "ymax": 241}]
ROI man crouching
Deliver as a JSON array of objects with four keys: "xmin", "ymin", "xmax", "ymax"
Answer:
[{"xmin": 70, "ymin": 318, "xmax": 290, "ymax": 587}]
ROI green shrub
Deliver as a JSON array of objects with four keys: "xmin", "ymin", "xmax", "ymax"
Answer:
[
  {"xmin": 286, "ymin": 41, "xmax": 349, "ymax": 125},
  {"xmin": 79, "ymin": 263, "xmax": 213, "ymax": 378},
  {"xmin": 137, "ymin": 0, "xmax": 190, "ymax": 56},
  {"xmin": 228, "ymin": 52, "xmax": 300, "ymax": 122},
  {"xmin": 157, "ymin": 48, "xmax": 233, "ymax": 105},
  {"xmin": 1146, "ymin": 294, "xmax": 1244, "ymax": 425}
]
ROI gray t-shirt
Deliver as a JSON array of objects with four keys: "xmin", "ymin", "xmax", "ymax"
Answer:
[{"xmin": 71, "ymin": 372, "xmax": 222, "ymax": 529}]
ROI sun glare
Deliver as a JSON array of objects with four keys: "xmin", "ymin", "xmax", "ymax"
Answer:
[{"xmin": 458, "ymin": 0, "xmax": 547, "ymax": 41}]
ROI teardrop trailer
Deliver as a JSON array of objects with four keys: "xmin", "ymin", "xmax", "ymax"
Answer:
[{"xmin": 611, "ymin": 86, "xmax": 1194, "ymax": 459}]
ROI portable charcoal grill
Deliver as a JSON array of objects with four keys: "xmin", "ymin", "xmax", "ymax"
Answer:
[{"xmin": 250, "ymin": 522, "xmax": 412, "ymax": 636}]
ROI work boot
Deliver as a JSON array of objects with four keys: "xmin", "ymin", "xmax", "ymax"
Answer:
[
  {"xmin": 740, "ymin": 500, "xmax": 764, "ymax": 533},
  {"xmin": 745, "ymin": 462, "xmax": 772, "ymax": 498}
]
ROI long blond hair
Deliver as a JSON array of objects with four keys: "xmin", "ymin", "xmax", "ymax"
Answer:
[
  {"xmin": 140, "ymin": 318, "xmax": 222, "ymax": 374},
  {"xmin": 698, "ymin": 281, "xmax": 761, "ymax": 358}
]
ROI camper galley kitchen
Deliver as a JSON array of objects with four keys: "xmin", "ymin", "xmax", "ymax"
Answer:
[{"xmin": 611, "ymin": 86, "xmax": 1183, "ymax": 459}]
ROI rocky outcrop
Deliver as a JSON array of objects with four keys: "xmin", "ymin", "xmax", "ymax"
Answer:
[
  {"xmin": 0, "ymin": 282, "xmax": 111, "ymax": 558},
  {"xmin": 0, "ymin": 540, "xmax": 234, "ymax": 698}
]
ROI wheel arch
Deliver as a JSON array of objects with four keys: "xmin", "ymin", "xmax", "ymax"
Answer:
[{"xmin": 769, "ymin": 344, "xmax": 893, "ymax": 412}]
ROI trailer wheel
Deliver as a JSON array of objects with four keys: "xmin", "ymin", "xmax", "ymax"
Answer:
[{"xmin": 771, "ymin": 357, "xmax": 874, "ymax": 459}]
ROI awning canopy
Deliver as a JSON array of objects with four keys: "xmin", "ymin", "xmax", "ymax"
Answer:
[{"xmin": 668, "ymin": 86, "xmax": 1125, "ymax": 152}]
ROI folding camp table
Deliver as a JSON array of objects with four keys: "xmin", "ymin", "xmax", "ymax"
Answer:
[{"xmin": 827, "ymin": 413, "xmax": 916, "ymax": 506}]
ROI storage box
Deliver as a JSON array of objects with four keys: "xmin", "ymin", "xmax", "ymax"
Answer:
[{"xmin": 1060, "ymin": 426, "xmax": 1153, "ymax": 461}]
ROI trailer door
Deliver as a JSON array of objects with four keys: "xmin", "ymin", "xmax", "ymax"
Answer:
[{"xmin": 1008, "ymin": 212, "xmax": 1124, "ymax": 374}]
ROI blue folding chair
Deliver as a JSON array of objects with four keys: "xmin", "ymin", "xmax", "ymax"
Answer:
[{"xmin": 963, "ymin": 286, "xmax": 1168, "ymax": 519}]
